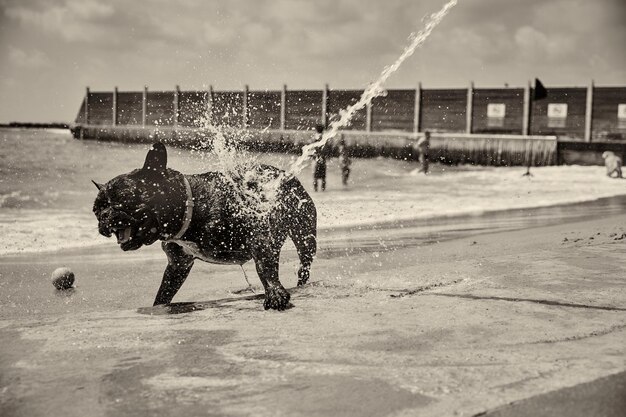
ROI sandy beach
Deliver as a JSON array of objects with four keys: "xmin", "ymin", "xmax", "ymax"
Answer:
[{"xmin": 1, "ymin": 209, "xmax": 625, "ymax": 417}]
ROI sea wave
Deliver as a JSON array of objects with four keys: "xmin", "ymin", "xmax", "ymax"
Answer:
[
  {"xmin": 0, "ymin": 190, "xmax": 62, "ymax": 209},
  {"xmin": 3, "ymin": 164, "xmax": 626, "ymax": 255},
  {"xmin": 0, "ymin": 210, "xmax": 103, "ymax": 255}
]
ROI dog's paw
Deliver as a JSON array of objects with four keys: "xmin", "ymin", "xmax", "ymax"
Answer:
[
  {"xmin": 297, "ymin": 266, "xmax": 310, "ymax": 287},
  {"xmin": 264, "ymin": 286, "xmax": 291, "ymax": 311}
]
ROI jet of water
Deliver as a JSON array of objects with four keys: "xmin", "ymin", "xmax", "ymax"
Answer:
[
  {"xmin": 286, "ymin": 0, "xmax": 458, "ymax": 178},
  {"xmin": 196, "ymin": 0, "xmax": 458, "ymax": 220}
]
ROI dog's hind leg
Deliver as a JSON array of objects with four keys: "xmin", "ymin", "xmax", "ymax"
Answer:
[
  {"xmin": 285, "ymin": 181, "xmax": 317, "ymax": 286},
  {"xmin": 293, "ymin": 232, "xmax": 316, "ymax": 287},
  {"xmin": 153, "ymin": 242, "xmax": 195, "ymax": 305}
]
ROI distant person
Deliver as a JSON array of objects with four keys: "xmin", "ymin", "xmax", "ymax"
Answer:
[
  {"xmin": 312, "ymin": 124, "xmax": 328, "ymax": 192},
  {"xmin": 338, "ymin": 140, "xmax": 352, "ymax": 186},
  {"xmin": 602, "ymin": 151, "xmax": 623, "ymax": 178},
  {"xmin": 415, "ymin": 131, "xmax": 430, "ymax": 174}
]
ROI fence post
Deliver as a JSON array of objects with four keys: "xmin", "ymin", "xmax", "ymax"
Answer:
[
  {"xmin": 280, "ymin": 84, "xmax": 287, "ymax": 130},
  {"xmin": 522, "ymin": 81, "xmax": 531, "ymax": 136},
  {"xmin": 242, "ymin": 84, "xmax": 249, "ymax": 128},
  {"xmin": 206, "ymin": 85, "xmax": 214, "ymax": 125},
  {"xmin": 466, "ymin": 81, "xmax": 474, "ymax": 134},
  {"xmin": 112, "ymin": 87, "xmax": 118, "ymax": 126},
  {"xmin": 84, "ymin": 87, "xmax": 90, "ymax": 125},
  {"xmin": 142, "ymin": 85, "xmax": 148, "ymax": 127},
  {"xmin": 414, "ymin": 82, "xmax": 422, "ymax": 134},
  {"xmin": 366, "ymin": 95, "xmax": 372, "ymax": 133},
  {"xmin": 174, "ymin": 85, "xmax": 180, "ymax": 128},
  {"xmin": 322, "ymin": 84, "xmax": 328, "ymax": 127},
  {"xmin": 584, "ymin": 79, "xmax": 594, "ymax": 142}
]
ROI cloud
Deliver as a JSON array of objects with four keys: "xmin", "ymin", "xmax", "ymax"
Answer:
[
  {"xmin": 531, "ymin": 0, "xmax": 621, "ymax": 33},
  {"xmin": 0, "ymin": 0, "xmax": 625, "ymax": 123},
  {"xmin": 2, "ymin": 77, "xmax": 17, "ymax": 88},
  {"xmin": 5, "ymin": 0, "xmax": 114, "ymax": 42},
  {"xmin": 202, "ymin": 19, "xmax": 241, "ymax": 46},
  {"xmin": 8, "ymin": 46, "xmax": 50, "ymax": 68},
  {"xmin": 514, "ymin": 25, "xmax": 576, "ymax": 62},
  {"xmin": 65, "ymin": 0, "xmax": 112, "ymax": 19},
  {"xmin": 514, "ymin": 26, "xmax": 548, "ymax": 54},
  {"xmin": 510, "ymin": 0, "xmax": 624, "ymax": 72}
]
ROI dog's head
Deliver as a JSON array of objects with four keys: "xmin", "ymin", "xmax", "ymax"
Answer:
[
  {"xmin": 602, "ymin": 151, "xmax": 615, "ymax": 159},
  {"xmin": 93, "ymin": 143, "xmax": 184, "ymax": 251}
]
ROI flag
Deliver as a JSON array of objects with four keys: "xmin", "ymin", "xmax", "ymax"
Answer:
[{"xmin": 533, "ymin": 78, "xmax": 547, "ymax": 100}]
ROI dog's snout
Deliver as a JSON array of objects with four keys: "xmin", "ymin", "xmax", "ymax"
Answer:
[
  {"xmin": 99, "ymin": 223, "xmax": 113, "ymax": 238},
  {"xmin": 97, "ymin": 207, "xmax": 137, "ymax": 238}
]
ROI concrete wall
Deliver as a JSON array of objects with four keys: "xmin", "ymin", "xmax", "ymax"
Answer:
[{"xmin": 71, "ymin": 124, "xmax": 558, "ymax": 167}]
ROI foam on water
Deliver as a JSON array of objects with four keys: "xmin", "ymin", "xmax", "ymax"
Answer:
[
  {"xmin": 3, "ymin": 158, "xmax": 626, "ymax": 256},
  {"xmin": 312, "ymin": 163, "xmax": 626, "ymax": 228},
  {"xmin": 0, "ymin": 209, "xmax": 100, "ymax": 255}
]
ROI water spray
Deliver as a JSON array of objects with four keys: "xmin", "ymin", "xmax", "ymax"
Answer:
[
  {"xmin": 198, "ymin": 0, "xmax": 458, "ymax": 219},
  {"xmin": 286, "ymin": 0, "xmax": 458, "ymax": 178},
  {"xmin": 206, "ymin": 121, "xmax": 282, "ymax": 216}
]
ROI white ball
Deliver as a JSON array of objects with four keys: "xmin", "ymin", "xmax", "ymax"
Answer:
[{"xmin": 51, "ymin": 267, "xmax": 75, "ymax": 290}]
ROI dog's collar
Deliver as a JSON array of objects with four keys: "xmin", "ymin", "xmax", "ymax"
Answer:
[{"xmin": 167, "ymin": 175, "xmax": 194, "ymax": 240}]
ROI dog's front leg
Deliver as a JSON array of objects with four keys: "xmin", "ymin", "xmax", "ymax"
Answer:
[
  {"xmin": 153, "ymin": 242, "xmax": 195, "ymax": 306},
  {"xmin": 254, "ymin": 252, "xmax": 291, "ymax": 311}
]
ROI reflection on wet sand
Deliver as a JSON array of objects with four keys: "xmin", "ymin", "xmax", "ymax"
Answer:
[{"xmin": 320, "ymin": 194, "xmax": 626, "ymax": 258}]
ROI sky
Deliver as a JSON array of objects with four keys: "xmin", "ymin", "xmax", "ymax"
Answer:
[{"xmin": 0, "ymin": 0, "xmax": 625, "ymax": 123}]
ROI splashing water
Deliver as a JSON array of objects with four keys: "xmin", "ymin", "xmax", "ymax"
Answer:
[
  {"xmin": 197, "ymin": 0, "xmax": 457, "ymax": 219},
  {"xmin": 194, "ymin": 111, "xmax": 281, "ymax": 218}
]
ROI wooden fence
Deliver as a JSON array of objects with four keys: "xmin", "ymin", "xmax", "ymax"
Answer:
[
  {"xmin": 75, "ymin": 83, "xmax": 626, "ymax": 140},
  {"xmin": 73, "ymin": 82, "xmax": 626, "ymax": 165}
]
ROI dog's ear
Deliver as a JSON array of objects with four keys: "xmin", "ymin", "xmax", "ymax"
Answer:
[
  {"xmin": 143, "ymin": 142, "xmax": 167, "ymax": 175},
  {"xmin": 91, "ymin": 180, "xmax": 105, "ymax": 191}
]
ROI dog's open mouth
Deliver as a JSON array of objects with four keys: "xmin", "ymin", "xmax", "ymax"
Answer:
[{"xmin": 115, "ymin": 227, "xmax": 133, "ymax": 244}]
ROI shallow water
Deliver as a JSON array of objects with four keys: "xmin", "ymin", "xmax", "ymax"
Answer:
[
  {"xmin": 320, "ymin": 193, "xmax": 626, "ymax": 258},
  {"xmin": 2, "ymin": 127, "xmax": 626, "ymax": 255}
]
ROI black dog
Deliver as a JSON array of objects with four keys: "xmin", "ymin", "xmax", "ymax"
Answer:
[{"xmin": 93, "ymin": 143, "xmax": 317, "ymax": 310}]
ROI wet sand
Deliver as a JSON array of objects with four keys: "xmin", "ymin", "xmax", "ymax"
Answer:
[
  {"xmin": 1, "ymin": 212, "xmax": 626, "ymax": 416},
  {"xmin": 482, "ymin": 370, "xmax": 626, "ymax": 417}
]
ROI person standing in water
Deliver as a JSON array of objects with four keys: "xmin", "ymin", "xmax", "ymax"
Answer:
[
  {"xmin": 415, "ymin": 131, "xmax": 430, "ymax": 174},
  {"xmin": 338, "ymin": 139, "xmax": 351, "ymax": 186},
  {"xmin": 312, "ymin": 124, "xmax": 328, "ymax": 192}
]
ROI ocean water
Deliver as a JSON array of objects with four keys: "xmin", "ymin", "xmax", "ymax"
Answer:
[{"xmin": 2, "ymin": 127, "xmax": 626, "ymax": 256}]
